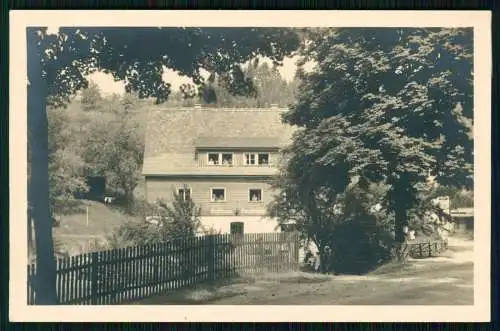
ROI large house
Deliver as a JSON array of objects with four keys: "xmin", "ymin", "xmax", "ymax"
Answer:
[{"xmin": 142, "ymin": 106, "xmax": 296, "ymax": 234}]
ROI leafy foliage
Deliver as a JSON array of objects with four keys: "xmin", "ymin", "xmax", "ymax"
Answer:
[
  {"xmin": 80, "ymin": 81, "xmax": 103, "ymax": 111},
  {"xmin": 83, "ymin": 112, "xmax": 144, "ymax": 206},
  {"xmin": 268, "ymin": 174, "xmax": 394, "ymax": 274},
  {"xmin": 112, "ymin": 190, "xmax": 201, "ymax": 246},
  {"xmin": 47, "ymin": 108, "xmax": 88, "ymax": 214},
  {"xmin": 154, "ymin": 190, "xmax": 202, "ymax": 241},
  {"xmin": 279, "ymin": 28, "xmax": 473, "ymax": 248},
  {"xmin": 165, "ymin": 61, "xmax": 299, "ymax": 108},
  {"xmin": 38, "ymin": 27, "xmax": 301, "ymax": 107}
]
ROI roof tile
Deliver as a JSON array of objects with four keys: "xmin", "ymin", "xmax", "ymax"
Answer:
[{"xmin": 143, "ymin": 108, "xmax": 296, "ymax": 176}]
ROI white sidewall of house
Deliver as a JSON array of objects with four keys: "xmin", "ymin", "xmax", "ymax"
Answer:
[{"xmin": 199, "ymin": 216, "xmax": 280, "ymax": 234}]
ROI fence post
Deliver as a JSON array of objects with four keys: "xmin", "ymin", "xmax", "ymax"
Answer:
[
  {"xmin": 90, "ymin": 251, "xmax": 98, "ymax": 305},
  {"xmin": 207, "ymin": 235, "xmax": 216, "ymax": 282}
]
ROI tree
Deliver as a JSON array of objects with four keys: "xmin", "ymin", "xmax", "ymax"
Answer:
[
  {"xmin": 276, "ymin": 28, "xmax": 472, "ymax": 261},
  {"xmin": 47, "ymin": 108, "xmax": 88, "ymax": 214},
  {"xmin": 156, "ymin": 191, "xmax": 202, "ymax": 240},
  {"xmin": 121, "ymin": 92, "xmax": 137, "ymax": 112},
  {"xmin": 28, "ymin": 27, "xmax": 300, "ymax": 304},
  {"xmin": 115, "ymin": 190, "xmax": 201, "ymax": 245},
  {"xmin": 83, "ymin": 113, "xmax": 144, "ymax": 207},
  {"xmin": 251, "ymin": 62, "xmax": 296, "ymax": 108},
  {"xmin": 80, "ymin": 81, "xmax": 103, "ymax": 111}
]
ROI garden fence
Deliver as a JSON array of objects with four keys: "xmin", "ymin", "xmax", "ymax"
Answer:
[{"xmin": 27, "ymin": 232, "xmax": 300, "ymax": 305}]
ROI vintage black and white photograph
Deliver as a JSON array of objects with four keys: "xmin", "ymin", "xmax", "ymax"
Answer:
[{"xmin": 10, "ymin": 10, "xmax": 491, "ymax": 322}]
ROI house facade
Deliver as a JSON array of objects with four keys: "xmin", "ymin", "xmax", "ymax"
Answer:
[{"xmin": 142, "ymin": 106, "xmax": 296, "ymax": 234}]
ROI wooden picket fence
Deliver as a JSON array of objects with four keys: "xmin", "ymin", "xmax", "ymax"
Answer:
[{"xmin": 27, "ymin": 232, "xmax": 300, "ymax": 305}]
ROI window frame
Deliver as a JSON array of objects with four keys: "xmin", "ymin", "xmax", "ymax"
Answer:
[
  {"xmin": 245, "ymin": 153, "xmax": 257, "ymax": 165},
  {"xmin": 210, "ymin": 187, "xmax": 227, "ymax": 202},
  {"xmin": 221, "ymin": 152, "xmax": 234, "ymax": 165},
  {"xmin": 248, "ymin": 188, "xmax": 263, "ymax": 202},
  {"xmin": 257, "ymin": 153, "xmax": 270, "ymax": 165},
  {"xmin": 177, "ymin": 187, "xmax": 192, "ymax": 201},
  {"xmin": 207, "ymin": 152, "xmax": 221, "ymax": 165},
  {"xmin": 207, "ymin": 152, "xmax": 234, "ymax": 166},
  {"xmin": 245, "ymin": 152, "xmax": 271, "ymax": 166}
]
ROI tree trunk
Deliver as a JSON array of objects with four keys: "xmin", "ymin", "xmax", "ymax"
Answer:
[
  {"xmin": 27, "ymin": 209, "xmax": 34, "ymax": 260},
  {"xmin": 393, "ymin": 195, "xmax": 409, "ymax": 262},
  {"xmin": 394, "ymin": 205, "xmax": 407, "ymax": 244},
  {"xmin": 28, "ymin": 28, "xmax": 58, "ymax": 304}
]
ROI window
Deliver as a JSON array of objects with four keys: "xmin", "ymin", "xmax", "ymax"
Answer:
[
  {"xmin": 207, "ymin": 152, "xmax": 233, "ymax": 165},
  {"xmin": 249, "ymin": 189, "xmax": 262, "ymax": 202},
  {"xmin": 245, "ymin": 153, "xmax": 270, "ymax": 166},
  {"xmin": 211, "ymin": 188, "xmax": 226, "ymax": 202},
  {"xmin": 178, "ymin": 188, "xmax": 191, "ymax": 201},
  {"xmin": 245, "ymin": 153, "xmax": 256, "ymax": 165},
  {"xmin": 208, "ymin": 153, "xmax": 219, "ymax": 165},
  {"xmin": 221, "ymin": 153, "xmax": 233, "ymax": 165},
  {"xmin": 258, "ymin": 153, "xmax": 269, "ymax": 165},
  {"xmin": 230, "ymin": 222, "xmax": 244, "ymax": 235}
]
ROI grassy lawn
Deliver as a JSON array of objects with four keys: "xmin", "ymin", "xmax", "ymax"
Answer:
[
  {"xmin": 133, "ymin": 235, "xmax": 474, "ymax": 305},
  {"xmin": 52, "ymin": 199, "xmax": 142, "ymax": 256}
]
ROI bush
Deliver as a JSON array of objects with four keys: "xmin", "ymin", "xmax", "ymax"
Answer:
[
  {"xmin": 325, "ymin": 213, "xmax": 394, "ymax": 274},
  {"xmin": 102, "ymin": 192, "xmax": 235, "ymax": 281},
  {"xmin": 271, "ymin": 176, "xmax": 396, "ymax": 275}
]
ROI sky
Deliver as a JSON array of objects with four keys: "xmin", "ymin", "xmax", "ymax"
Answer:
[
  {"xmin": 46, "ymin": 26, "xmax": 309, "ymax": 96},
  {"xmin": 88, "ymin": 56, "xmax": 304, "ymax": 96}
]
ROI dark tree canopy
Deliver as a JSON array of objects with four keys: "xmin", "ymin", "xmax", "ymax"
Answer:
[
  {"xmin": 275, "ymin": 28, "xmax": 473, "ymax": 249},
  {"xmin": 38, "ymin": 27, "xmax": 301, "ymax": 107}
]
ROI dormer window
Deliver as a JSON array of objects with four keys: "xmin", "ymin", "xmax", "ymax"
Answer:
[
  {"xmin": 245, "ymin": 153, "xmax": 256, "ymax": 165},
  {"xmin": 207, "ymin": 152, "xmax": 233, "ymax": 166},
  {"xmin": 208, "ymin": 153, "xmax": 219, "ymax": 165},
  {"xmin": 258, "ymin": 153, "xmax": 269, "ymax": 165},
  {"xmin": 245, "ymin": 153, "xmax": 269, "ymax": 166},
  {"xmin": 222, "ymin": 153, "xmax": 233, "ymax": 165}
]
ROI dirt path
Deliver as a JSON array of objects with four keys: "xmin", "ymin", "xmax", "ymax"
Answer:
[{"xmin": 136, "ymin": 235, "xmax": 474, "ymax": 305}]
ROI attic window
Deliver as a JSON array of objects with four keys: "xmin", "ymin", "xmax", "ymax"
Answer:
[
  {"xmin": 249, "ymin": 189, "xmax": 262, "ymax": 202},
  {"xmin": 245, "ymin": 153, "xmax": 256, "ymax": 165},
  {"xmin": 208, "ymin": 153, "xmax": 220, "ymax": 165},
  {"xmin": 258, "ymin": 153, "xmax": 269, "ymax": 165},
  {"xmin": 211, "ymin": 188, "xmax": 226, "ymax": 202},
  {"xmin": 207, "ymin": 152, "xmax": 233, "ymax": 165},
  {"xmin": 245, "ymin": 153, "xmax": 269, "ymax": 166},
  {"xmin": 221, "ymin": 153, "xmax": 233, "ymax": 165}
]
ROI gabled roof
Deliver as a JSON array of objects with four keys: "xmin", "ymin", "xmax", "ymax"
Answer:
[{"xmin": 143, "ymin": 107, "xmax": 297, "ymax": 176}]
